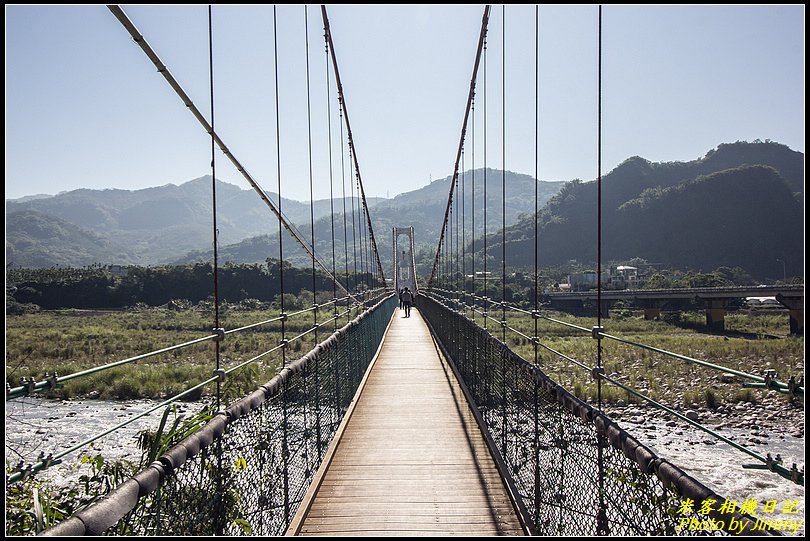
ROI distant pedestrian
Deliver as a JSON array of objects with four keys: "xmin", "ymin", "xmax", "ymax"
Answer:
[
  {"xmin": 401, "ymin": 287, "xmax": 414, "ymax": 317},
  {"xmin": 399, "ymin": 288, "xmax": 405, "ymax": 310}
]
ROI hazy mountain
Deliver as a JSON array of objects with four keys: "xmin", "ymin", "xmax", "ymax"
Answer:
[
  {"xmin": 6, "ymin": 176, "xmax": 384, "ymax": 266},
  {"xmin": 173, "ymin": 169, "xmax": 567, "ymax": 272},
  {"xmin": 6, "ymin": 209, "xmax": 137, "ymax": 268}
]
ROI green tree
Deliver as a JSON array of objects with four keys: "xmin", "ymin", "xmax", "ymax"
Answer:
[{"xmin": 643, "ymin": 273, "xmax": 672, "ymax": 289}]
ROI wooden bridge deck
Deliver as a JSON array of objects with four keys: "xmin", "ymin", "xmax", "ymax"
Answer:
[{"xmin": 289, "ymin": 307, "xmax": 525, "ymax": 536}]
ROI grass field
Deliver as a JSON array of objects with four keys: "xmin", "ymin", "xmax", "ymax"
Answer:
[
  {"xmin": 5, "ymin": 304, "xmax": 362, "ymax": 403},
  {"xmin": 5, "ymin": 304, "xmax": 803, "ymax": 409},
  {"xmin": 464, "ymin": 306, "xmax": 804, "ymax": 408}
]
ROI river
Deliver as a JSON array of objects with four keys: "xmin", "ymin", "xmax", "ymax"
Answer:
[{"xmin": 5, "ymin": 396, "xmax": 804, "ymax": 535}]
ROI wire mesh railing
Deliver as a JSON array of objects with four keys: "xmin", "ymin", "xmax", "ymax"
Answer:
[
  {"xmin": 40, "ymin": 294, "xmax": 396, "ymax": 536},
  {"xmin": 417, "ymin": 292, "xmax": 769, "ymax": 536},
  {"xmin": 426, "ymin": 286, "xmax": 804, "ymax": 487}
]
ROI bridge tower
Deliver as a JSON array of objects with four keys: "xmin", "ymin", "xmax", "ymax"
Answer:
[{"xmin": 393, "ymin": 226, "xmax": 418, "ymax": 294}]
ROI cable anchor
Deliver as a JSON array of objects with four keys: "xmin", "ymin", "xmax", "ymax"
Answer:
[
  {"xmin": 763, "ymin": 369, "xmax": 778, "ymax": 390},
  {"xmin": 765, "ymin": 452, "xmax": 783, "ymax": 472},
  {"xmin": 213, "ymin": 328, "xmax": 225, "ymax": 342},
  {"xmin": 596, "ymin": 504, "xmax": 610, "ymax": 535},
  {"xmin": 14, "ymin": 461, "xmax": 33, "ymax": 482},
  {"xmin": 19, "ymin": 377, "xmax": 36, "ymax": 396},
  {"xmin": 788, "ymin": 375, "xmax": 804, "ymax": 397},
  {"xmin": 46, "ymin": 372, "xmax": 61, "ymax": 391},
  {"xmin": 37, "ymin": 452, "xmax": 59, "ymax": 469},
  {"xmin": 790, "ymin": 464, "xmax": 804, "ymax": 484}
]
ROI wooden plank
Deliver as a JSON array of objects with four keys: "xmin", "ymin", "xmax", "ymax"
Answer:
[
  {"xmin": 304, "ymin": 514, "xmax": 521, "ymax": 524},
  {"xmin": 289, "ymin": 309, "xmax": 526, "ymax": 536},
  {"xmin": 299, "ymin": 529, "xmax": 523, "ymax": 537},
  {"xmin": 306, "ymin": 506, "xmax": 520, "ymax": 515},
  {"xmin": 300, "ymin": 524, "xmax": 524, "ymax": 534},
  {"xmin": 307, "ymin": 496, "xmax": 516, "ymax": 505}
]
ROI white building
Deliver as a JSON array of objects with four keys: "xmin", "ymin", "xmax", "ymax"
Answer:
[{"xmin": 614, "ymin": 266, "xmax": 639, "ymax": 289}]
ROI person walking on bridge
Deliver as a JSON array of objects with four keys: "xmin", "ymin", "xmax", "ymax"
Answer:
[
  {"xmin": 401, "ymin": 287, "xmax": 414, "ymax": 317},
  {"xmin": 399, "ymin": 287, "xmax": 405, "ymax": 310}
]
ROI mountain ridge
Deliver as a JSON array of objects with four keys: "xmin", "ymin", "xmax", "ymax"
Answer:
[{"xmin": 6, "ymin": 141, "xmax": 804, "ymax": 282}]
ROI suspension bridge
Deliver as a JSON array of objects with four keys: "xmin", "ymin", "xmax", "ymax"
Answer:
[{"xmin": 6, "ymin": 5, "xmax": 804, "ymax": 537}]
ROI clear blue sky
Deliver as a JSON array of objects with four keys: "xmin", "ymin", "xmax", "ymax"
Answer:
[{"xmin": 5, "ymin": 5, "xmax": 805, "ymax": 202}]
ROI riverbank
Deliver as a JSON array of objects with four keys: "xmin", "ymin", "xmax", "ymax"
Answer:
[
  {"xmin": 608, "ymin": 394, "xmax": 805, "ymax": 535},
  {"xmin": 5, "ymin": 397, "xmax": 196, "ymax": 487}
]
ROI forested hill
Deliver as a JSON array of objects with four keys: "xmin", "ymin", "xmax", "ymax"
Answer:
[
  {"xmin": 6, "ymin": 141, "xmax": 803, "ymax": 278},
  {"xmin": 6, "ymin": 170, "xmax": 563, "ymax": 269},
  {"xmin": 493, "ymin": 141, "xmax": 803, "ymax": 281},
  {"xmin": 174, "ymin": 169, "xmax": 565, "ymax": 271},
  {"xmin": 5, "ymin": 176, "xmax": 384, "ymax": 267}
]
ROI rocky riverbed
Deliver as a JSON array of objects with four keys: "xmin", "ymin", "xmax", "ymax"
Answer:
[
  {"xmin": 5, "ymin": 397, "xmax": 197, "ymax": 487},
  {"xmin": 606, "ymin": 393, "xmax": 805, "ymax": 535},
  {"xmin": 5, "ymin": 394, "xmax": 805, "ymax": 535}
]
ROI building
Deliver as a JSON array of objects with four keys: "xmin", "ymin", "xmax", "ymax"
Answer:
[
  {"xmin": 567, "ymin": 271, "xmax": 600, "ymax": 291},
  {"xmin": 614, "ymin": 265, "xmax": 640, "ymax": 289}
]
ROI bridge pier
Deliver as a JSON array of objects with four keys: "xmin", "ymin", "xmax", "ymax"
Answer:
[
  {"xmin": 549, "ymin": 299, "xmax": 614, "ymax": 318},
  {"xmin": 700, "ymin": 297, "xmax": 727, "ymax": 332},
  {"xmin": 776, "ymin": 294, "xmax": 804, "ymax": 336},
  {"xmin": 638, "ymin": 299, "xmax": 667, "ymax": 320},
  {"xmin": 644, "ymin": 307, "xmax": 660, "ymax": 320},
  {"xmin": 598, "ymin": 300, "xmax": 614, "ymax": 319},
  {"xmin": 549, "ymin": 299, "xmax": 588, "ymax": 316}
]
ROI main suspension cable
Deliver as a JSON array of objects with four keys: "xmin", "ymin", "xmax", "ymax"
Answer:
[
  {"xmin": 325, "ymin": 22, "xmax": 338, "ymax": 329},
  {"xmin": 427, "ymin": 5, "xmax": 491, "ymax": 288},
  {"xmin": 321, "ymin": 6, "xmax": 386, "ymax": 283},
  {"xmin": 106, "ymin": 5, "xmax": 355, "ymax": 302}
]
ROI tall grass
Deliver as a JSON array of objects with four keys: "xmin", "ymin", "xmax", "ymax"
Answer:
[
  {"xmin": 6, "ymin": 305, "xmax": 362, "ymax": 401},
  {"xmin": 491, "ymin": 308, "xmax": 803, "ymax": 409}
]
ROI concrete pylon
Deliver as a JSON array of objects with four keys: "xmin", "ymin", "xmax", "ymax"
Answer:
[
  {"xmin": 699, "ymin": 297, "xmax": 728, "ymax": 332},
  {"xmin": 638, "ymin": 299, "xmax": 668, "ymax": 320},
  {"xmin": 776, "ymin": 294, "xmax": 804, "ymax": 336},
  {"xmin": 393, "ymin": 226, "xmax": 417, "ymax": 295}
]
